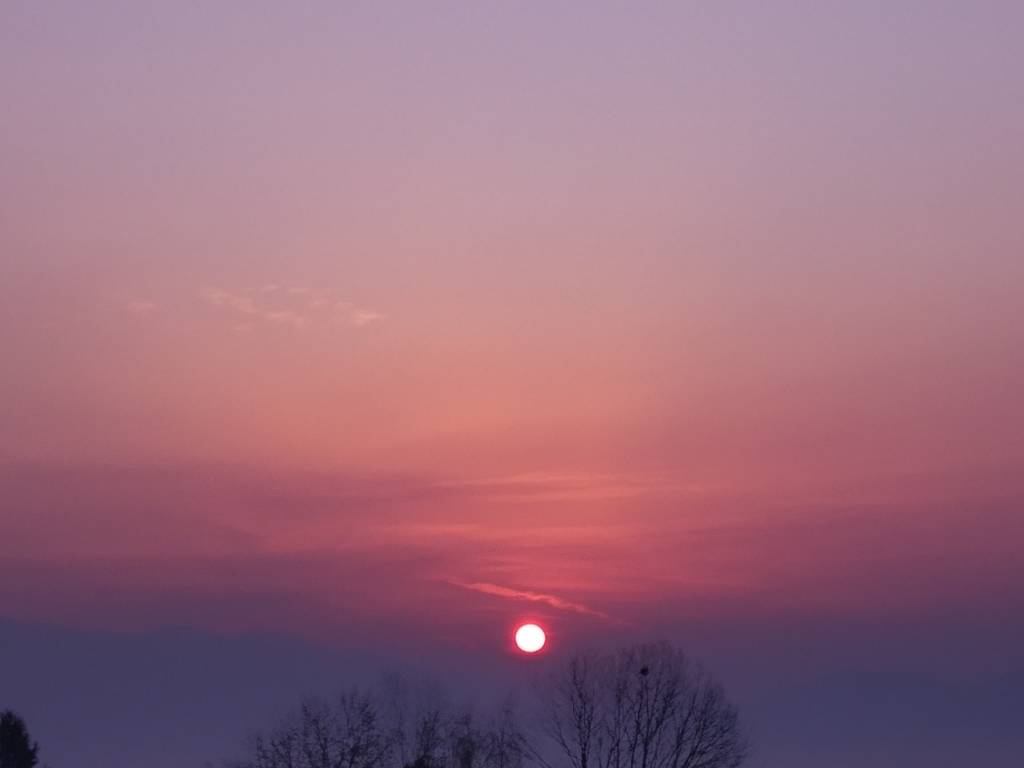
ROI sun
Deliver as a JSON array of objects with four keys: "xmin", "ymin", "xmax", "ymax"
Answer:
[{"xmin": 514, "ymin": 623, "xmax": 546, "ymax": 653}]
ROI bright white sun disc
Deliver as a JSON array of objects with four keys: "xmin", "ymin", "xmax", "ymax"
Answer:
[{"xmin": 515, "ymin": 623, "xmax": 546, "ymax": 653}]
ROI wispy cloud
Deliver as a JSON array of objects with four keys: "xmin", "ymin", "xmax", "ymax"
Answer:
[
  {"xmin": 125, "ymin": 299, "xmax": 158, "ymax": 315},
  {"xmin": 448, "ymin": 579, "xmax": 611, "ymax": 619},
  {"xmin": 440, "ymin": 472, "xmax": 695, "ymax": 502},
  {"xmin": 336, "ymin": 302, "xmax": 386, "ymax": 327},
  {"xmin": 201, "ymin": 285, "xmax": 305, "ymax": 328},
  {"xmin": 199, "ymin": 285, "xmax": 384, "ymax": 330}
]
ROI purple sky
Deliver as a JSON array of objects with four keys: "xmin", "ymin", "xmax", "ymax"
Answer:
[{"xmin": 2, "ymin": 2, "xmax": 1023, "ymax": 766}]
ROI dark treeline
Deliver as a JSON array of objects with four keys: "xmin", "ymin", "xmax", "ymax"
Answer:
[
  {"xmin": 3, "ymin": 643, "xmax": 747, "ymax": 768},
  {"xmin": 0, "ymin": 710, "xmax": 40, "ymax": 768},
  {"xmin": 223, "ymin": 643, "xmax": 748, "ymax": 768}
]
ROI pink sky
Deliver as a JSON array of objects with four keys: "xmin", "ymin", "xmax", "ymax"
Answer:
[
  {"xmin": 2, "ymin": 0, "xmax": 1022, "ymax": 692},
  {"xmin": 3, "ymin": 5, "xmax": 1024, "ymax": 766}
]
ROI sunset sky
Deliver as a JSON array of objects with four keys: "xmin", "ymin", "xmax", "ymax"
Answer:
[{"xmin": 2, "ymin": 2, "xmax": 1023, "ymax": 767}]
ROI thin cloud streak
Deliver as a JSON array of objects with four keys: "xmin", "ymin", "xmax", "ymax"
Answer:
[
  {"xmin": 125, "ymin": 299, "xmax": 158, "ymax": 315},
  {"xmin": 439, "ymin": 472, "xmax": 701, "ymax": 503},
  {"xmin": 201, "ymin": 285, "xmax": 306, "ymax": 328},
  {"xmin": 199, "ymin": 285, "xmax": 384, "ymax": 330},
  {"xmin": 448, "ymin": 579, "xmax": 611, "ymax": 620}
]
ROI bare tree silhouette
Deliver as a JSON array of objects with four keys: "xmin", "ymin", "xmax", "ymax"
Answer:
[
  {"xmin": 534, "ymin": 644, "xmax": 747, "ymax": 768},
  {"xmin": 227, "ymin": 681, "xmax": 525, "ymax": 768},
  {"xmin": 223, "ymin": 644, "xmax": 745, "ymax": 768},
  {"xmin": 225, "ymin": 689, "xmax": 391, "ymax": 768}
]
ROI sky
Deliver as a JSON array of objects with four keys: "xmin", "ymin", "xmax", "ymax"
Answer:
[{"xmin": 1, "ymin": 2, "xmax": 1023, "ymax": 766}]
